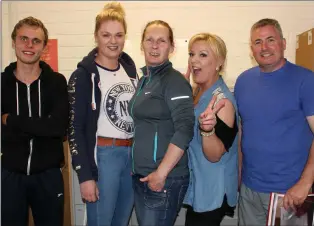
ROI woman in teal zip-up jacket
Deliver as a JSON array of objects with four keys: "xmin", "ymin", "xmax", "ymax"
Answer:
[{"xmin": 128, "ymin": 20, "xmax": 195, "ymax": 226}]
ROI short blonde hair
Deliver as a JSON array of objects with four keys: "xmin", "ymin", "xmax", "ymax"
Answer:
[
  {"xmin": 188, "ymin": 33, "xmax": 227, "ymax": 72},
  {"xmin": 94, "ymin": 2, "xmax": 127, "ymax": 35}
]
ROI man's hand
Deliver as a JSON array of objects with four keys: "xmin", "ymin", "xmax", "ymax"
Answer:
[
  {"xmin": 283, "ymin": 180, "xmax": 312, "ymax": 210},
  {"xmin": 80, "ymin": 180, "xmax": 99, "ymax": 203},
  {"xmin": 2, "ymin": 114, "xmax": 9, "ymax": 125},
  {"xmin": 140, "ymin": 170, "xmax": 166, "ymax": 192},
  {"xmin": 199, "ymin": 95, "xmax": 225, "ymax": 132}
]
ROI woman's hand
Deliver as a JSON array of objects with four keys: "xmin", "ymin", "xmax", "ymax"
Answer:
[
  {"xmin": 80, "ymin": 180, "xmax": 99, "ymax": 203},
  {"xmin": 140, "ymin": 170, "xmax": 166, "ymax": 192},
  {"xmin": 199, "ymin": 95, "xmax": 225, "ymax": 132}
]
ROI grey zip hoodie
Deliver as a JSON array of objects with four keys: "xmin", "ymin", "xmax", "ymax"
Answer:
[{"xmin": 128, "ymin": 60, "xmax": 195, "ymax": 177}]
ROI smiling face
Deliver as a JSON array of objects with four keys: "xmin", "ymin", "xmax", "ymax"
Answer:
[
  {"xmin": 251, "ymin": 25, "xmax": 286, "ymax": 72},
  {"xmin": 12, "ymin": 25, "xmax": 45, "ymax": 65},
  {"xmin": 141, "ymin": 24, "xmax": 174, "ymax": 67},
  {"xmin": 95, "ymin": 20, "xmax": 125, "ymax": 60},
  {"xmin": 189, "ymin": 40, "xmax": 222, "ymax": 86}
]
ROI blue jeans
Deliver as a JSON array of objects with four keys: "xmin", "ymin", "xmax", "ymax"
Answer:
[
  {"xmin": 133, "ymin": 174, "xmax": 189, "ymax": 226},
  {"xmin": 86, "ymin": 146, "xmax": 134, "ymax": 226}
]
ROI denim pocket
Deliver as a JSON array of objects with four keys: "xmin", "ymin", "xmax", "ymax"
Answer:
[
  {"xmin": 143, "ymin": 179, "xmax": 174, "ymax": 210},
  {"xmin": 144, "ymin": 183, "xmax": 168, "ymax": 209}
]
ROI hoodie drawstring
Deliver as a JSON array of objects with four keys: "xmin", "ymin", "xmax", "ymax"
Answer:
[
  {"xmin": 91, "ymin": 73, "xmax": 96, "ymax": 110},
  {"xmin": 16, "ymin": 82, "xmax": 20, "ymax": 115},
  {"xmin": 15, "ymin": 79, "xmax": 41, "ymax": 117},
  {"xmin": 38, "ymin": 79, "xmax": 41, "ymax": 117}
]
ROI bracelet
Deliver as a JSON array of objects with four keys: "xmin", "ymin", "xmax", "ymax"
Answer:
[{"xmin": 200, "ymin": 128, "xmax": 215, "ymax": 137}]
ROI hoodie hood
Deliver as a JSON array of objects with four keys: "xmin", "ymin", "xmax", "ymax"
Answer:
[
  {"xmin": 2, "ymin": 60, "xmax": 60, "ymax": 121},
  {"xmin": 72, "ymin": 47, "xmax": 138, "ymax": 112},
  {"xmin": 77, "ymin": 47, "xmax": 137, "ymax": 79},
  {"xmin": 3, "ymin": 61, "xmax": 55, "ymax": 79}
]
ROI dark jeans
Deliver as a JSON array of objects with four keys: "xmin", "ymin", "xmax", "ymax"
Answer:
[
  {"xmin": 185, "ymin": 195, "xmax": 235, "ymax": 226},
  {"xmin": 1, "ymin": 168, "xmax": 64, "ymax": 226},
  {"xmin": 133, "ymin": 173, "xmax": 189, "ymax": 226}
]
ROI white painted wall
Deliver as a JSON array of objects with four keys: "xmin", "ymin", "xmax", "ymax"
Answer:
[
  {"xmin": 2, "ymin": 1, "xmax": 314, "ymax": 89},
  {"xmin": 2, "ymin": 1, "xmax": 11, "ymax": 70},
  {"xmin": 2, "ymin": 2, "xmax": 314, "ymax": 225}
]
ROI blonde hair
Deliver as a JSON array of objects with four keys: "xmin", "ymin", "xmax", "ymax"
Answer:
[
  {"xmin": 188, "ymin": 33, "xmax": 227, "ymax": 72},
  {"xmin": 94, "ymin": 2, "xmax": 127, "ymax": 35}
]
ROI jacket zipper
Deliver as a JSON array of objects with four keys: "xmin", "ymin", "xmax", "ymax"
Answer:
[
  {"xmin": 26, "ymin": 85, "xmax": 33, "ymax": 175},
  {"xmin": 130, "ymin": 76, "xmax": 146, "ymax": 118},
  {"xmin": 130, "ymin": 78, "xmax": 146, "ymax": 173},
  {"xmin": 131, "ymin": 127, "xmax": 136, "ymax": 173},
  {"xmin": 130, "ymin": 71, "xmax": 151, "ymax": 172}
]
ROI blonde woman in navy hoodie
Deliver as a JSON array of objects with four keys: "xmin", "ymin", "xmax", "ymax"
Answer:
[{"xmin": 68, "ymin": 2, "xmax": 138, "ymax": 226}]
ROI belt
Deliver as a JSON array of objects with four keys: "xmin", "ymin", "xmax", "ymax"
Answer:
[{"xmin": 97, "ymin": 137, "xmax": 133, "ymax": 147}]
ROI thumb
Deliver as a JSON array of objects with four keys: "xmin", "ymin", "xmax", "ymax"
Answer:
[
  {"xmin": 199, "ymin": 112, "xmax": 207, "ymax": 119},
  {"xmin": 96, "ymin": 185, "xmax": 100, "ymax": 200},
  {"xmin": 140, "ymin": 176, "xmax": 148, "ymax": 182}
]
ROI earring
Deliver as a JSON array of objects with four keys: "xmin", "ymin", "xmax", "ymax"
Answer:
[{"xmin": 216, "ymin": 67, "xmax": 219, "ymax": 71}]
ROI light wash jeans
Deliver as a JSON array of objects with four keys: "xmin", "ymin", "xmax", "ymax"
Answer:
[{"xmin": 86, "ymin": 146, "xmax": 134, "ymax": 226}]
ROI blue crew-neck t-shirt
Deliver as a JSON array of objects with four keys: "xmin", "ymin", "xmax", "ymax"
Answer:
[{"xmin": 235, "ymin": 61, "xmax": 314, "ymax": 193}]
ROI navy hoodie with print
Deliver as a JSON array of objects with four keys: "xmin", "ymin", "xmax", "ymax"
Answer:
[
  {"xmin": 68, "ymin": 48, "xmax": 137, "ymax": 184},
  {"xmin": 1, "ymin": 61, "xmax": 68, "ymax": 175}
]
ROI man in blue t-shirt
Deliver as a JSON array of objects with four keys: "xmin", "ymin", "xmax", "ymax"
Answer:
[{"xmin": 235, "ymin": 18, "xmax": 314, "ymax": 226}]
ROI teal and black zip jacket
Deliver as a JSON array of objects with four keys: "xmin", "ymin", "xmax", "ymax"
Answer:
[{"xmin": 128, "ymin": 60, "xmax": 195, "ymax": 177}]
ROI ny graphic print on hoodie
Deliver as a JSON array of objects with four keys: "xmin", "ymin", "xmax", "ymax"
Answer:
[{"xmin": 68, "ymin": 48, "xmax": 138, "ymax": 183}]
